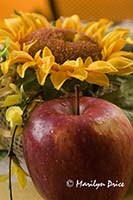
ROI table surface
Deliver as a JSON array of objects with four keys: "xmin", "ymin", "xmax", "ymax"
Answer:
[
  {"xmin": 0, "ymin": 158, "xmax": 133, "ymax": 200},
  {"xmin": 0, "ymin": 178, "xmax": 133, "ymax": 200}
]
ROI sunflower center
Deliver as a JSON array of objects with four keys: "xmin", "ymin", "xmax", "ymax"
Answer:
[{"xmin": 22, "ymin": 28, "xmax": 102, "ymax": 64}]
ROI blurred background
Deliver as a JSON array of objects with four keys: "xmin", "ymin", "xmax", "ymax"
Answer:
[{"xmin": 0, "ymin": 0, "xmax": 133, "ymax": 21}]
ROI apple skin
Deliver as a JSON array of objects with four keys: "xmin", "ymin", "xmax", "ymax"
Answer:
[{"xmin": 23, "ymin": 97, "xmax": 133, "ymax": 200}]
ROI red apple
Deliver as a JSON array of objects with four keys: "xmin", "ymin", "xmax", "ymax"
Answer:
[{"xmin": 23, "ymin": 97, "xmax": 133, "ymax": 200}]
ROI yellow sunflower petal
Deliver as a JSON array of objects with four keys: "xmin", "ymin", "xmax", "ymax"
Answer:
[
  {"xmin": 19, "ymin": 13, "xmax": 37, "ymax": 30},
  {"xmin": 17, "ymin": 26, "xmax": 30, "ymax": 42},
  {"xmin": 108, "ymin": 51, "xmax": 133, "ymax": 59},
  {"xmin": 110, "ymin": 39, "xmax": 127, "ymax": 52},
  {"xmin": 86, "ymin": 61, "xmax": 117, "ymax": 73},
  {"xmin": 55, "ymin": 18, "xmax": 62, "ymax": 28},
  {"xmin": 0, "ymin": 28, "xmax": 13, "ymax": 38},
  {"xmin": 86, "ymin": 72, "xmax": 109, "ymax": 86},
  {"xmin": 50, "ymin": 71, "xmax": 69, "ymax": 90},
  {"xmin": 16, "ymin": 169, "xmax": 27, "ymax": 189},
  {"xmin": 36, "ymin": 67, "xmax": 49, "ymax": 85},
  {"xmin": 108, "ymin": 57, "xmax": 133, "ymax": 69},
  {"xmin": 0, "ymin": 39, "xmax": 21, "ymax": 52},
  {"xmin": 102, "ymin": 28, "xmax": 129, "ymax": 48},
  {"xmin": 10, "ymin": 50, "xmax": 33, "ymax": 64},
  {"xmin": 102, "ymin": 39, "xmax": 127, "ymax": 59},
  {"xmin": 12, "ymin": 161, "xmax": 27, "ymax": 189},
  {"xmin": 42, "ymin": 46, "xmax": 53, "ymax": 57},
  {"xmin": 36, "ymin": 56, "xmax": 55, "ymax": 85},
  {"xmin": 113, "ymin": 67, "xmax": 133, "ymax": 75},
  {"xmin": 67, "ymin": 68, "xmax": 88, "ymax": 81},
  {"xmin": 61, "ymin": 57, "xmax": 83, "ymax": 70},
  {"xmin": 22, "ymin": 41, "xmax": 36, "ymax": 53},
  {"xmin": 62, "ymin": 15, "xmax": 82, "ymax": 31},
  {"xmin": 84, "ymin": 57, "xmax": 93, "ymax": 67},
  {"xmin": 22, "ymin": 11, "xmax": 51, "ymax": 29},
  {"xmin": 84, "ymin": 18, "xmax": 113, "ymax": 41},
  {"xmin": 9, "ymin": 41, "xmax": 21, "ymax": 51},
  {"xmin": 126, "ymin": 37, "xmax": 133, "ymax": 44},
  {"xmin": 0, "ymin": 11, "xmax": 50, "ymax": 43},
  {"xmin": 4, "ymin": 18, "xmax": 20, "ymax": 39},
  {"xmin": 17, "ymin": 61, "xmax": 36, "ymax": 78},
  {"xmin": 34, "ymin": 49, "xmax": 41, "ymax": 60},
  {"xmin": 1, "ymin": 50, "xmax": 33, "ymax": 74},
  {"xmin": 1, "ymin": 60, "xmax": 11, "ymax": 74}
]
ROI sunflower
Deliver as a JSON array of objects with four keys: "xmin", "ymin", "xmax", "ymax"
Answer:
[
  {"xmin": 0, "ymin": 11, "xmax": 133, "ymax": 93},
  {"xmin": 0, "ymin": 11, "xmax": 133, "ymax": 187}
]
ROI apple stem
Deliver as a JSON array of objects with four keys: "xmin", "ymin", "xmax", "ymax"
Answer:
[{"xmin": 75, "ymin": 84, "xmax": 80, "ymax": 115}]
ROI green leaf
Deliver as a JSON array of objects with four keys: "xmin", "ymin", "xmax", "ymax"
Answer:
[
  {"xmin": 123, "ymin": 109, "xmax": 133, "ymax": 125},
  {"xmin": 0, "ymin": 149, "xmax": 8, "ymax": 160},
  {"xmin": 97, "ymin": 75, "xmax": 133, "ymax": 124},
  {"xmin": 12, "ymin": 155, "xmax": 28, "ymax": 189},
  {"xmin": 0, "ymin": 37, "xmax": 10, "ymax": 61}
]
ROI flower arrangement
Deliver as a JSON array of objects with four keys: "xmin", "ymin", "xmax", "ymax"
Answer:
[{"xmin": 0, "ymin": 11, "xmax": 133, "ymax": 189}]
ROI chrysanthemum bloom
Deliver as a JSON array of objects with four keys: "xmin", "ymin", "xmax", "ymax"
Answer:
[{"xmin": 0, "ymin": 11, "xmax": 133, "ymax": 187}]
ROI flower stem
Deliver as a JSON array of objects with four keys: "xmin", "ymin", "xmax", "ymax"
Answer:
[
  {"xmin": 75, "ymin": 84, "xmax": 80, "ymax": 115},
  {"xmin": 8, "ymin": 125, "xmax": 18, "ymax": 200},
  {"xmin": 9, "ymin": 153, "xmax": 13, "ymax": 200}
]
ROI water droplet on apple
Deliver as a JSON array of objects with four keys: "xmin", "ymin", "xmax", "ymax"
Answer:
[
  {"xmin": 43, "ymin": 175, "xmax": 47, "ymax": 181},
  {"xmin": 50, "ymin": 130, "xmax": 54, "ymax": 134},
  {"xmin": 61, "ymin": 159, "xmax": 65, "ymax": 165},
  {"xmin": 60, "ymin": 102, "xmax": 67, "ymax": 107},
  {"xmin": 97, "ymin": 120, "xmax": 104, "ymax": 124},
  {"xmin": 77, "ymin": 128, "xmax": 80, "ymax": 132},
  {"xmin": 96, "ymin": 118, "xmax": 105, "ymax": 124}
]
